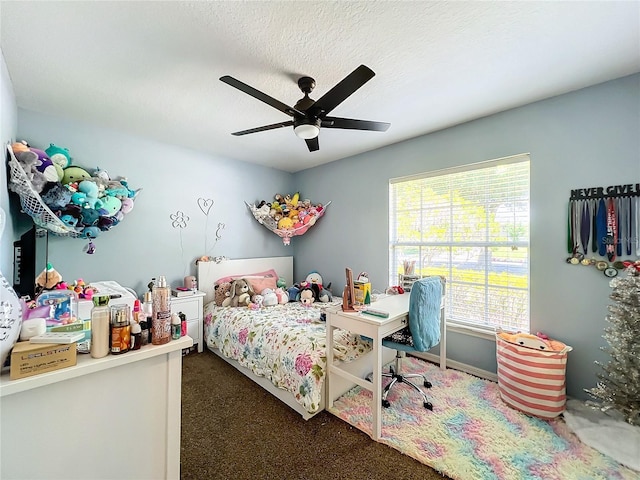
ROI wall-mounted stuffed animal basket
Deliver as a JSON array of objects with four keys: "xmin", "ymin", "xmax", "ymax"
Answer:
[
  {"xmin": 6, "ymin": 143, "xmax": 140, "ymax": 239},
  {"xmin": 245, "ymin": 193, "xmax": 330, "ymax": 245}
]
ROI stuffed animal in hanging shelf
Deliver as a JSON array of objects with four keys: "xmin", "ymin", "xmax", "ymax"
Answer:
[{"xmin": 222, "ymin": 278, "xmax": 254, "ymax": 307}]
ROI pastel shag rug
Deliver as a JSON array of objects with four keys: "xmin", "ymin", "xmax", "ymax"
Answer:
[{"xmin": 329, "ymin": 357, "xmax": 638, "ymax": 480}]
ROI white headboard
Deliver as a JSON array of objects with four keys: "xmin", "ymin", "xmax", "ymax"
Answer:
[{"xmin": 197, "ymin": 256, "xmax": 294, "ymax": 306}]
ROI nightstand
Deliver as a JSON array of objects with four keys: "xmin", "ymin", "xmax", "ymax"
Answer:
[{"xmin": 170, "ymin": 291, "xmax": 205, "ymax": 353}]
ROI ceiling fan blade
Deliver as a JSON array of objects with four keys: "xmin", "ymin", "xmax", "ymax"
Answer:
[
  {"xmin": 310, "ymin": 65, "xmax": 376, "ymax": 116},
  {"xmin": 231, "ymin": 120, "xmax": 294, "ymax": 136},
  {"xmin": 322, "ymin": 117, "xmax": 390, "ymax": 132},
  {"xmin": 305, "ymin": 137, "xmax": 319, "ymax": 152},
  {"xmin": 220, "ymin": 76, "xmax": 303, "ymax": 117}
]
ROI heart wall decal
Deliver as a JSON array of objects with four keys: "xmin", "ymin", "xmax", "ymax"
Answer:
[{"xmin": 198, "ymin": 198, "xmax": 214, "ymax": 216}]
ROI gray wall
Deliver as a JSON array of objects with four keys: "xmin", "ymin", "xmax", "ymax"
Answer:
[
  {"xmin": 1, "ymin": 50, "xmax": 17, "ymax": 276},
  {"xmin": 10, "ymin": 109, "xmax": 292, "ymax": 295},
  {"xmin": 3, "ymin": 39, "xmax": 639, "ymax": 401},
  {"xmin": 293, "ymin": 73, "xmax": 640, "ymax": 401}
]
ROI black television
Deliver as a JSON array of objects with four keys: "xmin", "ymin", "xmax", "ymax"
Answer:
[{"xmin": 13, "ymin": 226, "xmax": 48, "ymax": 299}]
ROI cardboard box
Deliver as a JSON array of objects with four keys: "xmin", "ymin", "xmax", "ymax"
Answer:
[
  {"xmin": 10, "ymin": 341, "xmax": 77, "ymax": 380},
  {"xmin": 354, "ymin": 281, "xmax": 372, "ymax": 305}
]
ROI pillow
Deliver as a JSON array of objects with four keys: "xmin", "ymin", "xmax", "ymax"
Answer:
[
  {"xmin": 215, "ymin": 269, "xmax": 278, "ymax": 297},
  {"xmin": 242, "ymin": 275, "xmax": 277, "ymax": 294}
]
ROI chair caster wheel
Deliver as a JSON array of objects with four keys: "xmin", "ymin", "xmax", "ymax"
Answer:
[
  {"xmin": 424, "ymin": 401, "xmax": 433, "ymax": 410},
  {"xmin": 424, "ymin": 380, "xmax": 432, "ymax": 388},
  {"xmin": 382, "ymin": 400, "xmax": 391, "ymax": 408}
]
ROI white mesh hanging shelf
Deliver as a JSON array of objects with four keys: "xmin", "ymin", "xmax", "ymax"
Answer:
[
  {"xmin": 6, "ymin": 143, "xmax": 139, "ymax": 239},
  {"xmin": 6, "ymin": 144, "xmax": 80, "ymax": 237},
  {"xmin": 245, "ymin": 200, "xmax": 330, "ymax": 245}
]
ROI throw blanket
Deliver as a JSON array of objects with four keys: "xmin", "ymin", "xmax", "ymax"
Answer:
[
  {"xmin": 408, "ymin": 276, "xmax": 443, "ymax": 351},
  {"xmin": 203, "ymin": 301, "xmax": 372, "ymax": 414}
]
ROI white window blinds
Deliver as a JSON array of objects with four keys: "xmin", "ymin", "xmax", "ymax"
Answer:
[{"xmin": 389, "ymin": 154, "xmax": 530, "ymax": 333}]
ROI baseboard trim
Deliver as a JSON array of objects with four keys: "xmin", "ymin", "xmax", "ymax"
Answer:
[{"xmin": 410, "ymin": 352, "xmax": 498, "ymax": 383}]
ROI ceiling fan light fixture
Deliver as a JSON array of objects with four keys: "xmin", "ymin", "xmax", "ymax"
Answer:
[
  {"xmin": 294, "ymin": 118, "xmax": 321, "ymax": 139},
  {"xmin": 294, "ymin": 124, "xmax": 320, "ymax": 139},
  {"xmin": 221, "ymin": 65, "xmax": 389, "ymax": 152}
]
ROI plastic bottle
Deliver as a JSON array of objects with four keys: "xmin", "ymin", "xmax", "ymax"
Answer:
[
  {"xmin": 179, "ymin": 312, "xmax": 187, "ymax": 338},
  {"xmin": 151, "ymin": 275, "xmax": 171, "ymax": 345},
  {"xmin": 130, "ymin": 321, "xmax": 142, "ymax": 350},
  {"xmin": 141, "ymin": 291, "xmax": 153, "ymax": 344},
  {"xmin": 90, "ymin": 295, "xmax": 110, "ymax": 359},
  {"xmin": 171, "ymin": 313, "xmax": 181, "ymax": 340},
  {"xmin": 110, "ymin": 304, "xmax": 130, "ymax": 354}
]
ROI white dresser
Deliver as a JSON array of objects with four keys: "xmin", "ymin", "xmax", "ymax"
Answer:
[
  {"xmin": 170, "ymin": 291, "xmax": 205, "ymax": 353},
  {"xmin": 0, "ymin": 336, "xmax": 192, "ymax": 480}
]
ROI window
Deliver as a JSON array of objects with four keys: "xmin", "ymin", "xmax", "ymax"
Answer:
[{"xmin": 389, "ymin": 154, "xmax": 530, "ymax": 333}]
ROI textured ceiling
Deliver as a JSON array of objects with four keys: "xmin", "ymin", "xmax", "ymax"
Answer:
[{"xmin": 1, "ymin": 1, "xmax": 639, "ymax": 173}]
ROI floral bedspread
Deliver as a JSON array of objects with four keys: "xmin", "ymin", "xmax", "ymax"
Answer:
[{"xmin": 203, "ymin": 301, "xmax": 371, "ymax": 414}]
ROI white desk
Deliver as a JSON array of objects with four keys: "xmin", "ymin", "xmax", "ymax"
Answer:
[{"xmin": 326, "ymin": 292, "xmax": 445, "ymax": 441}]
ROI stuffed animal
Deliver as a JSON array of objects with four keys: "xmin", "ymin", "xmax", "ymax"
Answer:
[
  {"xmin": 222, "ymin": 278, "xmax": 254, "ymax": 307},
  {"xmin": 93, "ymin": 166, "xmax": 110, "ymax": 182},
  {"xmin": 80, "ymin": 226, "xmax": 101, "ymax": 239},
  {"xmin": 274, "ymin": 287, "xmax": 289, "ymax": 304},
  {"xmin": 97, "ymin": 215, "xmax": 118, "ymax": 231},
  {"xmin": 316, "ymin": 282, "xmax": 333, "ymax": 303},
  {"xmin": 80, "ymin": 208, "xmax": 102, "ymax": 227},
  {"xmin": 305, "ymin": 271, "xmax": 324, "ymax": 288},
  {"xmin": 215, "ymin": 281, "xmax": 232, "ymax": 306},
  {"xmin": 287, "ymin": 284, "xmax": 300, "ymax": 302},
  {"xmin": 62, "ymin": 166, "xmax": 91, "ymax": 185},
  {"xmin": 251, "ymin": 202, "xmax": 271, "ymax": 224},
  {"xmin": 45, "ymin": 143, "xmax": 72, "ymax": 169},
  {"xmin": 45, "ymin": 144, "xmax": 71, "ymax": 181},
  {"xmin": 35, "ymin": 262, "xmax": 63, "ymax": 292},
  {"xmin": 100, "ymin": 195, "xmax": 122, "ymax": 217},
  {"xmin": 299, "ymin": 287, "xmax": 315, "ymax": 306},
  {"xmin": 29, "ymin": 149, "xmax": 59, "ymax": 183},
  {"xmin": 59, "ymin": 213, "xmax": 79, "ymax": 228},
  {"xmin": 58, "ymin": 204, "xmax": 81, "ymax": 228},
  {"xmin": 13, "ymin": 149, "xmax": 38, "ymax": 179},
  {"xmin": 249, "ymin": 295, "xmax": 264, "ymax": 310},
  {"xmin": 71, "ymin": 180, "xmax": 103, "ymax": 209},
  {"xmin": 40, "ymin": 183, "xmax": 73, "ymax": 211},
  {"xmin": 277, "ymin": 216, "xmax": 294, "ymax": 230},
  {"xmin": 115, "ymin": 197, "xmax": 134, "ymax": 221},
  {"xmin": 497, "ymin": 331, "xmax": 566, "ymax": 352},
  {"xmin": 14, "ymin": 150, "xmax": 49, "ymax": 193},
  {"xmin": 260, "ymin": 288, "xmax": 278, "ymax": 307}
]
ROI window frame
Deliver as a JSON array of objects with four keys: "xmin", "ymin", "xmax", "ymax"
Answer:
[{"xmin": 389, "ymin": 154, "xmax": 531, "ymax": 334}]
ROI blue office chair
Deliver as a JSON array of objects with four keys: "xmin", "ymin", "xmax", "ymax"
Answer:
[{"xmin": 380, "ymin": 276, "xmax": 444, "ymax": 410}]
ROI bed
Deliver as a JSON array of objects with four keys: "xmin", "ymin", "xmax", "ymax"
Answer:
[{"xmin": 197, "ymin": 256, "xmax": 395, "ymax": 420}]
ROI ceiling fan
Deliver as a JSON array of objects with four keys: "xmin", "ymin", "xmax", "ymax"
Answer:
[{"xmin": 219, "ymin": 65, "xmax": 390, "ymax": 152}]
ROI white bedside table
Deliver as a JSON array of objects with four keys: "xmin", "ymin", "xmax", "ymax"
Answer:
[{"xmin": 171, "ymin": 291, "xmax": 206, "ymax": 353}]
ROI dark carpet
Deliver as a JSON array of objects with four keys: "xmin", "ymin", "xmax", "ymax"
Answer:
[{"xmin": 180, "ymin": 350, "xmax": 449, "ymax": 480}]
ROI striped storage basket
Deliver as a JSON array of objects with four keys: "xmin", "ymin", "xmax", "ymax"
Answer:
[{"xmin": 496, "ymin": 331, "xmax": 572, "ymax": 419}]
